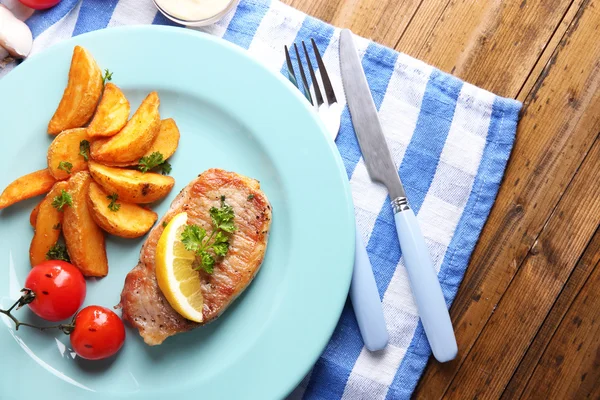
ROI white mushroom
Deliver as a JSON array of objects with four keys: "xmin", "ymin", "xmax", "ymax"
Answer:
[
  {"xmin": 0, "ymin": 5, "xmax": 33, "ymax": 60},
  {"xmin": 2, "ymin": 0, "xmax": 35, "ymax": 21}
]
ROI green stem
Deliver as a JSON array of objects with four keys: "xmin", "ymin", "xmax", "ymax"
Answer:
[
  {"xmin": 202, "ymin": 230, "xmax": 217, "ymax": 252},
  {"xmin": 0, "ymin": 289, "xmax": 74, "ymax": 335}
]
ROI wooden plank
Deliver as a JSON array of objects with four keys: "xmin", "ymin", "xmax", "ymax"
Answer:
[
  {"xmin": 443, "ymin": 131, "xmax": 600, "ymax": 398},
  {"xmin": 521, "ymin": 241, "xmax": 600, "ymax": 399},
  {"xmin": 396, "ymin": 0, "xmax": 576, "ymax": 97},
  {"xmin": 282, "ymin": 0, "xmax": 344, "ymax": 23},
  {"xmin": 282, "ymin": 0, "xmax": 423, "ymax": 48},
  {"xmin": 415, "ymin": 0, "xmax": 600, "ymax": 397},
  {"xmin": 501, "ymin": 227, "xmax": 600, "ymax": 398},
  {"xmin": 516, "ymin": 0, "xmax": 586, "ymax": 101}
]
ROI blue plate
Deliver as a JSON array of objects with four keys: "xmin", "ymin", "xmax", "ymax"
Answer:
[{"xmin": 0, "ymin": 26, "xmax": 354, "ymax": 400}]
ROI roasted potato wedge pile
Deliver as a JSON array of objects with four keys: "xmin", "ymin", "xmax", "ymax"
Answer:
[{"xmin": 0, "ymin": 46, "xmax": 181, "ymax": 277}]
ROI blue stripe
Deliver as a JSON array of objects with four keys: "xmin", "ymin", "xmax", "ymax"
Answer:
[
  {"xmin": 26, "ymin": 0, "xmax": 80, "ymax": 38},
  {"xmin": 365, "ymin": 204, "xmax": 399, "ymax": 296},
  {"xmin": 303, "ymin": 42, "xmax": 397, "ymax": 400},
  {"xmin": 386, "ymin": 322, "xmax": 429, "ymax": 400},
  {"xmin": 303, "ymin": 302, "xmax": 364, "ymax": 399},
  {"xmin": 336, "ymin": 107, "xmax": 358, "ymax": 180},
  {"xmin": 72, "ymin": 0, "xmax": 120, "ymax": 36},
  {"xmin": 152, "ymin": 10, "xmax": 183, "ymax": 26},
  {"xmin": 399, "ymin": 70, "xmax": 464, "ymax": 214},
  {"xmin": 367, "ymin": 70, "xmax": 464, "ymax": 295},
  {"xmin": 385, "ymin": 96, "xmax": 520, "ymax": 400},
  {"xmin": 222, "ymin": 0, "xmax": 271, "ymax": 49}
]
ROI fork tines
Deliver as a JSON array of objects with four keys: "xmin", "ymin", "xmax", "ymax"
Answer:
[{"xmin": 284, "ymin": 39, "xmax": 337, "ymax": 107}]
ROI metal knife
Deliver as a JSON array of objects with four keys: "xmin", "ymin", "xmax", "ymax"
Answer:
[{"xmin": 339, "ymin": 29, "xmax": 458, "ymax": 363}]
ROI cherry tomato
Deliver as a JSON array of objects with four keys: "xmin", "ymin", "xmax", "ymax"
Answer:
[
  {"xmin": 70, "ymin": 306, "xmax": 126, "ymax": 360},
  {"xmin": 18, "ymin": 0, "xmax": 61, "ymax": 10},
  {"xmin": 25, "ymin": 261, "xmax": 86, "ymax": 322}
]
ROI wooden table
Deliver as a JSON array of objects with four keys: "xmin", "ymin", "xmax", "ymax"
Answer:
[{"xmin": 282, "ymin": 0, "xmax": 600, "ymax": 398}]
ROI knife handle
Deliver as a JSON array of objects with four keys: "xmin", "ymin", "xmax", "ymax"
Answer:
[
  {"xmin": 393, "ymin": 198, "xmax": 458, "ymax": 362},
  {"xmin": 350, "ymin": 227, "xmax": 389, "ymax": 351}
]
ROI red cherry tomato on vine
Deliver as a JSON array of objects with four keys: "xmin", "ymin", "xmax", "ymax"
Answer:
[
  {"xmin": 25, "ymin": 260, "xmax": 86, "ymax": 322},
  {"xmin": 18, "ymin": 0, "xmax": 61, "ymax": 10},
  {"xmin": 70, "ymin": 306, "xmax": 126, "ymax": 360}
]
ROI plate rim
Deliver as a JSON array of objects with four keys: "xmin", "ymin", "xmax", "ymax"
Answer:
[{"xmin": 0, "ymin": 25, "xmax": 356, "ymax": 399}]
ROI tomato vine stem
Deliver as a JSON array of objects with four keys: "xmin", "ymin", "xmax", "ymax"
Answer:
[{"xmin": 0, "ymin": 288, "xmax": 75, "ymax": 334}]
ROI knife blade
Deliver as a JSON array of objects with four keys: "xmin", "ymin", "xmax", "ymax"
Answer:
[{"xmin": 339, "ymin": 29, "xmax": 458, "ymax": 363}]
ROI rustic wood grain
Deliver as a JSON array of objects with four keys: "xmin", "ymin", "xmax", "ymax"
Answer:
[
  {"xmin": 285, "ymin": 0, "xmax": 600, "ymax": 396},
  {"xmin": 515, "ymin": 0, "xmax": 586, "ymax": 101},
  {"xmin": 416, "ymin": 0, "xmax": 600, "ymax": 396},
  {"xmin": 395, "ymin": 0, "xmax": 576, "ymax": 97},
  {"xmin": 284, "ymin": 0, "xmax": 423, "ymax": 48},
  {"xmin": 502, "ymin": 227, "xmax": 600, "ymax": 398},
  {"xmin": 521, "ymin": 238, "xmax": 600, "ymax": 399},
  {"xmin": 283, "ymin": 0, "xmax": 343, "ymax": 23}
]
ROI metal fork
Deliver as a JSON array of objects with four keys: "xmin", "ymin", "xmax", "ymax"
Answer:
[
  {"xmin": 284, "ymin": 40, "xmax": 342, "ymax": 138},
  {"xmin": 284, "ymin": 40, "xmax": 389, "ymax": 351}
]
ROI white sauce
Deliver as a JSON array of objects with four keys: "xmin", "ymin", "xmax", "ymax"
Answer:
[{"xmin": 155, "ymin": 0, "xmax": 233, "ymax": 22}]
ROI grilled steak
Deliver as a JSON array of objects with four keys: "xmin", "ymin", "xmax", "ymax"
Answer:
[{"xmin": 119, "ymin": 169, "xmax": 272, "ymax": 345}]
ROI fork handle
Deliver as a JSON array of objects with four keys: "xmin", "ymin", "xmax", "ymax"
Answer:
[{"xmin": 350, "ymin": 228, "xmax": 389, "ymax": 351}]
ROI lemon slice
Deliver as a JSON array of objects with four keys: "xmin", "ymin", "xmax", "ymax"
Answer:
[{"xmin": 155, "ymin": 212, "xmax": 204, "ymax": 323}]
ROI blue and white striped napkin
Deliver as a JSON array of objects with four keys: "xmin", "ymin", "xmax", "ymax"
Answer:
[{"xmin": 0, "ymin": 0, "xmax": 521, "ymax": 398}]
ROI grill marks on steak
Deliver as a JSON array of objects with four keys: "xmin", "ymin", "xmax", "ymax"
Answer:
[{"xmin": 119, "ymin": 169, "xmax": 272, "ymax": 345}]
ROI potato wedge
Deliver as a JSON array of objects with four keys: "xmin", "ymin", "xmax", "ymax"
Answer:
[
  {"xmin": 103, "ymin": 118, "xmax": 180, "ymax": 167},
  {"xmin": 30, "ymin": 200, "xmax": 42, "ymax": 227},
  {"xmin": 87, "ymin": 83, "xmax": 130, "ymax": 138},
  {"xmin": 63, "ymin": 171, "xmax": 108, "ymax": 277},
  {"xmin": 48, "ymin": 46, "xmax": 103, "ymax": 135},
  {"xmin": 90, "ymin": 92, "xmax": 160, "ymax": 163},
  {"xmin": 87, "ymin": 181, "xmax": 157, "ymax": 238},
  {"xmin": 47, "ymin": 128, "xmax": 90, "ymax": 180},
  {"xmin": 0, "ymin": 169, "xmax": 56, "ymax": 210},
  {"xmin": 88, "ymin": 161, "xmax": 174, "ymax": 204},
  {"xmin": 29, "ymin": 181, "xmax": 68, "ymax": 266}
]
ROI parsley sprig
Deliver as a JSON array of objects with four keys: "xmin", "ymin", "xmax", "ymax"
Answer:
[
  {"xmin": 107, "ymin": 193, "xmax": 121, "ymax": 212},
  {"xmin": 181, "ymin": 196, "xmax": 236, "ymax": 274},
  {"xmin": 160, "ymin": 162, "xmax": 172, "ymax": 175},
  {"xmin": 138, "ymin": 152, "xmax": 171, "ymax": 175},
  {"xmin": 102, "ymin": 69, "xmax": 113, "ymax": 85},
  {"xmin": 46, "ymin": 243, "xmax": 70, "ymax": 262},
  {"xmin": 79, "ymin": 140, "xmax": 90, "ymax": 161},
  {"xmin": 52, "ymin": 190, "xmax": 72, "ymax": 211},
  {"xmin": 57, "ymin": 161, "xmax": 73, "ymax": 174}
]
